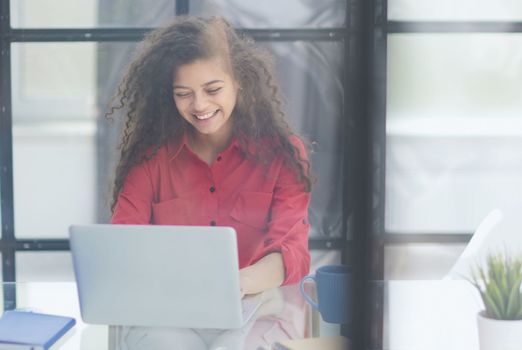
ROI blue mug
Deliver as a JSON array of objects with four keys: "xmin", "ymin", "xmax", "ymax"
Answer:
[{"xmin": 299, "ymin": 264, "xmax": 351, "ymax": 324}]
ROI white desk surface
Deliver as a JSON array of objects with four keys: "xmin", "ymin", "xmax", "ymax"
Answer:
[
  {"xmin": 2, "ymin": 282, "xmax": 310, "ymax": 350},
  {"xmin": 384, "ymin": 280, "xmax": 481, "ymax": 350},
  {"xmin": 2, "ymin": 280, "xmax": 482, "ymax": 349}
]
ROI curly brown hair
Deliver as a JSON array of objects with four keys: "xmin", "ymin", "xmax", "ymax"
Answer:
[{"xmin": 107, "ymin": 16, "xmax": 312, "ymax": 212}]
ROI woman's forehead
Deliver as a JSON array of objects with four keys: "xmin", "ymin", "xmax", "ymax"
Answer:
[{"xmin": 173, "ymin": 57, "xmax": 234, "ymax": 85}]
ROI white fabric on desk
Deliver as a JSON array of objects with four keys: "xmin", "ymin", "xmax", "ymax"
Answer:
[
  {"xmin": 117, "ymin": 325, "xmax": 254, "ymax": 350},
  {"xmin": 113, "ymin": 289, "xmax": 285, "ymax": 350}
]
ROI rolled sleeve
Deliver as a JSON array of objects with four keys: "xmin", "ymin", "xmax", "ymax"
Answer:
[{"xmin": 260, "ymin": 138, "xmax": 311, "ymax": 285}]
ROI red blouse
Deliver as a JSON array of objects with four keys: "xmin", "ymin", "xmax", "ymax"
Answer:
[{"xmin": 111, "ymin": 134, "xmax": 311, "ymax": 285}]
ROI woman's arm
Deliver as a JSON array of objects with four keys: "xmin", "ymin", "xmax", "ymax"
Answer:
[
  {"xmin": 239, "ymin": 137, "xmax": 312, "ymax": 297},
  {"xmin": 111, "ymin": 161, "xmax": 154, "ymax": 224},
  {"xmin": 239, "ymin": 252, "xmax": 285, "ymax": 297}
]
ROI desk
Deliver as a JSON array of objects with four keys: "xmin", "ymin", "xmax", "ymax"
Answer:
[
  {"xmin": 0, "ymin": 282, "xmax": 312, "ymax": 350},
  {"xmin": 3, "ymin": 280, "xmax": 479, "ymax": 349},
  {"xmin": 296, "ymin": 280, "xmax": 480, "ymax": 350},
  {"xmin": 383, "ymin": 280, "xmax": 481, "ymax": 350}
]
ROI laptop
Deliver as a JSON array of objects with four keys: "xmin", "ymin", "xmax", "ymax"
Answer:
[{"xmin": 69, "ymin": 224, "xmax": 262, "ymax": 329}]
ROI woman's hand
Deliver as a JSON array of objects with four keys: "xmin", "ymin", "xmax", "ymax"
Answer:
[
  {"xmin": 239, "ymin": 252, "xmax": 285, "ymax": 297},
  {"xmin": 239, "ymin": 272, "xmax": 253, "ymax": 298}
]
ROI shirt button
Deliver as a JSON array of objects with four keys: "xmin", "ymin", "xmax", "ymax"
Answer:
[
  {"xmin": 217, "ymin": 156, "xmax": 222, "ymax": 161},
  {"xmin": 210, "ymin": 220, "xmax": 216, "ymax": 226},
  {"xmin": 209, "ymin": 186, "xmax": 216, "ymax": 193}
]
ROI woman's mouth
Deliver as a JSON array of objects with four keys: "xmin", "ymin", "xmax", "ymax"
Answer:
[{"xmin": 193, "ymin": 110, "xmax": 219, "ymax": 120}]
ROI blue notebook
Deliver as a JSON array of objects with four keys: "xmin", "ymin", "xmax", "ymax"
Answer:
[{"xmin": 0, "ymin": 311, "xmax": 76, "ymax": 349}]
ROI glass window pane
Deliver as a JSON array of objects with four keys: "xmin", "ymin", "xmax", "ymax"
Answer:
[
  {"xmin": 385, "ymin": 243, "xmax": 465, "ymax": 280},
  {"xmin": 10, "ymin": 1, "xmax": 347, "ymax": 29},
  {"xmin": 16, "ymin": 252, "xmax": 74, "ymax": 282},
  {"xmin": 12, "ymin": 39, "xmax": 343, "ymax": 238},
  {"xmin": 12, "ymin": 42, "xmax": 137, "ymax": 238},
  {"xmin": 190, "ymin": 0, "xmax": 346, "ymax": 28},
  {"xmin": 12, "ymin": 43, "xmax": 96, "ymax": 122},
  {"xmin": 389, "ymin": 0, "xmax": 522, "ymax": 21},
  {"xmin": 386, "ymin": 34, "xmax": 522, "ymax": 234},
  {"xmin": 10, "ymin": 0, "xmax": 176, "ymax": 28},
  {"xmin": 261, "ymin": 41, "xmax": 344, "ymax": 238},
  {"xmin": 388, "ymin": 35, "xmax": 522, "ymax": 119},
  {"xmin": 13, "ymin": 123, "xmax": 97, "ymax": 238}
]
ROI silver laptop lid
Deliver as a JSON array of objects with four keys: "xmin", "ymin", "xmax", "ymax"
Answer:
[{"xmin": 69, "ymin": 224, "xmax": 243, "ymax": 329}]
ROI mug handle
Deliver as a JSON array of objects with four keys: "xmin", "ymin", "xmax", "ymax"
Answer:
[{"xmin": 299, "ymin": 275, "xmax": 319, "ymax": 310}]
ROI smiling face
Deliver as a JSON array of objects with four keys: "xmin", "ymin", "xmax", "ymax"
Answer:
[{"xmin": 172, "ymin": 57, "xmax": 239, "ymax": 145}]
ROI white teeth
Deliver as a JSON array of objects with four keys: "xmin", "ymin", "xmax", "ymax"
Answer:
[{"xmin": 194, "ymin": 110, "xmax": 217, "ymax": 120}]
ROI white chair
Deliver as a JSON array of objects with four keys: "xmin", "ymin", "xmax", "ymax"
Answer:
[{"xmin": 445, "ymin": 209, "xmax": 504, "ymax": 281}]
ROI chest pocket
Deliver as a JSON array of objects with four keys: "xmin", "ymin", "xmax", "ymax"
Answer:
[{"xmin": 230, "ymin": 191, "xmax": 273, "ymax": 230}]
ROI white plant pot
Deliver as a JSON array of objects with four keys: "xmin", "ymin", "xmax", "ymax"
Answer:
[{"xmin": 477, "ymin": 311, "xmax": 522, "ymax": 350}]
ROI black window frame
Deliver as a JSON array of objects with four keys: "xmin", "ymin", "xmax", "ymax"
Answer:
[
  {"xmin": 384, "ymin": 19, "xmax": 522, "ymax": 247},
  {"xmin": 0, "ymin": 0, "xmax": 352, "ymax": 308},
  {"xmin": 369, "ymin": 3, "xmax": 522, "ymax": 349}
]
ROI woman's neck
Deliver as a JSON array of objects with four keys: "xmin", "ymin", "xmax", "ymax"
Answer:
[{"xmin": 188, "ymin": 128, "xmax": 233, "ymax": 165}]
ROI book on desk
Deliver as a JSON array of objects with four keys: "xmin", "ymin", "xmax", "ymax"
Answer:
[{"xmin": 0, "ymin": 310, "xmax": 75, "ymax": 350}]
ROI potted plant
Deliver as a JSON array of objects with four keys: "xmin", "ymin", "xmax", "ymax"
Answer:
[{"xmin": 470, "ymin": 252, "xmax": 522, "ymax": 350}]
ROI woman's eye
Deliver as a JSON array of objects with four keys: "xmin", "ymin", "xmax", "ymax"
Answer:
[
  {"xmin": 207, "ymin": 87, "xmax": 222, "ymax": 95},
  {"xmin": 174, "ymin": 92, "xmax": 191, "ymax": 98}
]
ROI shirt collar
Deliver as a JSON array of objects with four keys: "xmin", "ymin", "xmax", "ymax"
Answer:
[
  {"xmin": 167, "ymin": 132, "xmax": 189, "ymax": 161},
  {"xmin": 167, "ymin": 132, "xmax": 243, "ymax": 161}
]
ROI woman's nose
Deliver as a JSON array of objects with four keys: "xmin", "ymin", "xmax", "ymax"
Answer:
[{"xmin": 192, "ymin": 92, "xmax": 209, "ymax": 112}]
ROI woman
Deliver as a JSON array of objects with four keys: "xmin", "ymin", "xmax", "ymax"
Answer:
[{"xmin": 109, "ymin": 16, "xmax": 312, "ymax": 301}]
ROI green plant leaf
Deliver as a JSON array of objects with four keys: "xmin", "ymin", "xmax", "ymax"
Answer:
[
  {"xmin": 483, "ymin": 290, "xmax": 503, "ymax": 319},
  {"xmin": 486, "ymin": 279, "xmax": 506, "ymax": 317},
  {"xmin": 478, "ymin": 265, "xmax": 488, "ymax": 285},
  {"xmin": 488, "ymin": 255, "xmax": 501, "ymax": 282},
  {"xmin": 500, "ymin": 264, "xmax": 509, "ymax": 301},
  {"xmin": 517, "ymin": 298, "xmax": 522, "ymax": 319},
  {"xmin": 507, "ymin": 258, "xmax": 521, "ymax": 287},
  {"xmin": 470, "ymin": 252, "xmax": 522, "ymax": 320},
  {"xmin": 506, "ymin": 276, "xmax": 522, "ymax": 319}
]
